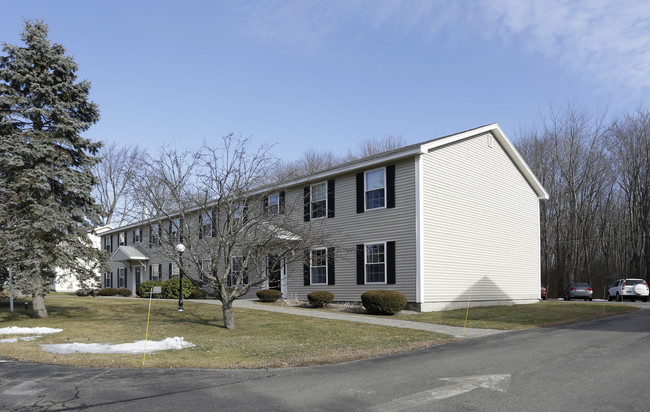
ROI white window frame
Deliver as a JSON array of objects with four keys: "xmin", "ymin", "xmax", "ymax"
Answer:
[
  {"xmin": 268, "ymin": 193, "xmax": 280, "ymax": 216},
  {"xmin": 202, "ymin": 211, "xmax": 213, "ymax": 237},
  {"xmin": 104, "ymin": 272, "xmax": 112, "ymax": 288},
  {"xmin": 310, "ymin": 248, "xmax": 328, "ymax": 285},
  {"xmin": 310, "ymin": 182, "xmax": 327, "ymax": 220},
  {"xmin": 134, "ymin": 228, "xmax": 142, "ymax": 243},
  {"xmin": 228, "ymin": 256, "xmax": 247, "ymax": 287},
  {"xmin": 151, "ymin": 224, "xmax": 160, "ymax": 246},
  {"xmin": 118, "ymin": 232, "xmax": 126, "ymax": 246},
  {"xmin": 170, "ymin": 218, "xmax": 181, "ymax": 242},
  {"xmin": 365, "ymin": 242, "xmax": 387, "ymax": 284},
  {"xmin": 151, "ymin": 264, "xmax": 160, "ymax": 281},
  {"xmin": 199, "ymin": 259, "xmax": 211, "ymax": 283},
  {"xmin": 118, "ymin": 268, "xmax": 126, "ymax": 288},
  {"xmin": 171, "ymin": 262, "xmax": 180, "ymax": 278},
  {"xmin": 103, "ymin": 236, "xmax": 111, "ymax": 253},
  {"xmin": 365, "ymin": 168, "xmax": 386, "ymax": 211}
]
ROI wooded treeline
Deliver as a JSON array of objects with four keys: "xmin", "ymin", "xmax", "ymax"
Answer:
[{"xmin": 516, "ymin": 104, "xmax": 650, "ymax": 298}]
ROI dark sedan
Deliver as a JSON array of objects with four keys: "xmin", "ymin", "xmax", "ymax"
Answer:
[{"xmin": 563, "ymin": 282, "xmax": 593, "ymax": 301}]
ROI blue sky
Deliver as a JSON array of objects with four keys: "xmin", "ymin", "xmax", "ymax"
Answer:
[{"xmin": 2, "ymin": 0, "xmax": 650, "ymax": 160}]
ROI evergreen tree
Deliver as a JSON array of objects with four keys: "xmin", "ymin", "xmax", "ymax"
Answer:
[{"xmin": 0, "ymin": 20, "xmax": 103, "ymax": 318}]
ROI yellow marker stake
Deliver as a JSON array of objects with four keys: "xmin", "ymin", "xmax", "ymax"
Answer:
[
  {"xmin": 463, "ymin": 289, "xmax": 472, "ymax": 338},
  {"xmin": 143, "ymin": 287, "xmax": 154, "ymax": 366}
]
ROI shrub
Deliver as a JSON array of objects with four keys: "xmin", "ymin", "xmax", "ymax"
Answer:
[
  {"xmin": 161, "ymin": 278, "xmax": 195, "ymax": 299},
  {"xmin": 75, "ymin": 288, "xmax": 96, "ymax": 297},
  {"xmin": 97, "ymin": 288, "xmax": 118, "ymax": 296},
  {"xmin": 189, "ymin": 288, "xmax": 207, "ymax": 299},
  {"xmin": 256, "ymin": 289, "xmax": 283, "ymax": 302},
  {"xmin": 307, "ymin": 291, "xmax": 335, "ymax": 307},
  {"xmin": 117, "ymin": 288, "xmax": 132, "ymax": 297},
  {"xmin": 137, "ymin": 281, "xmax": 164, "ymax": 298},
  {"xmin": 361, "ymin": 290, "xmax": 408, "ymax": 315}
]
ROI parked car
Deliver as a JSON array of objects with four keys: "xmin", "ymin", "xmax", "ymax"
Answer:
[
  {"xmin": 541, "ymin": 286, "xmax": 547, "ymax": 300},
  {"xmin": 606, "ymin": 279, "xmax": 649, "ymax": 302},
  {"xmin": 563, "ymin": 282, "xmax": 593, "ymax": 301}
]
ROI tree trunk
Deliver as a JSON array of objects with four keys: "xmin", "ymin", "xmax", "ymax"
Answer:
[
  {"xmin": 221, "ymin": 300, "xmax": 236, "ymax": 330},
  {"xmin": 32, "ymin": 283, "xmax": 48, "ymax": 319}
]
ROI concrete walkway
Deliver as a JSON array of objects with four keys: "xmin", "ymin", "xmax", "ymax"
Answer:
[{"xmin": 195, "ymin": 298, "xmax": 507, "ymax": 339}]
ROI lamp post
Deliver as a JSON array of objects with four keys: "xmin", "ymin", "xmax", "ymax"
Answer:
[{"xmin": 175, "ymin": 243, "xmax": 185, "ymax": 312}]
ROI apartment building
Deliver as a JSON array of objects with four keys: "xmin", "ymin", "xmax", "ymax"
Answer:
[{"xmin": 100, "ymin": 124, "xmax": 548, "ymax": 311}]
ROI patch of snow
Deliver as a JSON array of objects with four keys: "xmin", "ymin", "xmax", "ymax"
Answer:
[
  {"xmin": 40, "ymin": 337, "xmax": 195, "ymax": 354},
  {"xmin": 0, "ymin": 327, "xmax": 63, "ymax": 335}
]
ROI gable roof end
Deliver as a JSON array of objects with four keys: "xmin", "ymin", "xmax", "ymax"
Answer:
[{"xmin": 420, "ymin": 123, "xmax": 549, "ymax": 200}]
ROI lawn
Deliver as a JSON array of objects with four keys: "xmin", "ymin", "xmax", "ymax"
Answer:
[
  {"xmin": 0, "ymin": 298, "xmax": 638, "ymax": 369},
  {"xmin": 394, "ymin": 301, "xmax": 637, "ymax": 330},
  {"xmin": 0, "ymin": 297, "xmax": 452, "ymax": 369}
]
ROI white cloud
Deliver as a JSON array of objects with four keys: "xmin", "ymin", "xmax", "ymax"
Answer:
[
  {"xmin": 232, "ymin": 0, "xmax": 650, "ymax": 93},
  {"xmin": 476, "ymin": 0, "xmax": 650, "ymax": 91}
]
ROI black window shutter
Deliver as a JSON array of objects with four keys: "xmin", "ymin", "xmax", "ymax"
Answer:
[
  {"xmin": 303, "ymin": 186, "xmax": 311, "ymax": 222},
  {"xmin": 243, "ymin": 258, "xmax": 249, "ymax": 284},
  {"xmin": 386, "ymin": 165, "xmax": 396, "ymax": 209},
  {"xmin": 110, "ymin": 271, "xmax": 114, "ymax": 288},
  {"xmin": 110, "ymin": 235, "xmax": 114, "ymax": 252},
  {"xmin": 327, "ymin": 179, "xmax": 335, "ymax": 218},
  {"xmin": 159, "ymin": 264, "xmax": 162, "ymax": 280},
  {"xmin": 124, "ymin": 233, "xmax": 127, "ymax": 246},
  {"xmin": 198, "ymin": 214, "xmax": 203, "ymax": 239},
  {"xmin": 262, "ymin": 196, "xmax": 268, "ymax": 214},
  {"xmin": 211, "ymin": 209, "xmax": 217, "ymax": 237},
  {"xmin": 279, "ymin": 191, "xmax": 285, "ymax": 214},
  {"xmin": 149, "ymin": 228, "xmax": 152, "ymax": 248},
  {"xmin": 387, "ymin": 241, "xmax": 396, "ymax": 284},
  {"xmin": 356, "ymin": 173, "xmax": 364, "ymax": 213},
  {"xmin": 149, "ymin": 265, "xmax": 152, "ymax": 281},
  {"xmin": 303, "ymin": 250, "xmax": 310, "ymax": 286},
  {"xmin": 169, "ymin": 263, "xmax": 172, "ymax": 278},
  {"xmin": 125, "ymin": 272, "xmax": 128, "ymax": 289},
  {"xmin": 356, "ymin": 244, "xmax": 365, "ymax": 284},
  {"xmin": 132, "ymin": 230, "xmax": 136, "ymax": 244},
  {"xmin": 327, "ymin": 247, "xmax": 335, "ymax": 285}
]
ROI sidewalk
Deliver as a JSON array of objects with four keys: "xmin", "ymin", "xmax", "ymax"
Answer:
[{"xmin": 196, "ymin": 298, "xmax": 506, "ymax": 339}]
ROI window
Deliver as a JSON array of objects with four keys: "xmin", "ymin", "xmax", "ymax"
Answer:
[
  {"xmin": 201, "ymin": 211, "xmax": 213, "ymax": 238},
  {"xmin": 365, "ymin": 243, "xmax": 386, "ymax": 284},
  {"xmin": 310, "ymin": 182, "xmax": 327, "ymax": 219},
  {"xmin": 104, "ymin": 272, "xmax": 112, "ymax": 288},
  {"xmin": 170, "ymin": 218, "xmax": 181, "ymax": 242},
  {"xmin": 310, "ymin": 248, "xmax": 328, "ymax": 285},
  {"xmin": 150, "ymin": 264, "xmax": 160, "ymax": 281},
  {"xmin": 268, "ymin": 193, "xmax": 280, "ymax": 216},
  {"xmin": 118, "ymin": 232, "xmax": 127, "ymax": 246},
  {"xmin": 118, "ymin": 268, "xmax": 126, "ymax": 288},
  {"xmin": 356, "ymin": 241, "xmax": 395, "ymax": 285},
  {"xmin": 228, "ymin": 256, "xmax": 248, "ymax": 287},
  {"xmin": 199, "ymin": 259, "xmax": 211, "ymax": 283},
  {"xmin": 133, "ymin": 228, "xmax": 142, "ymax": 243},
  {"xmin": 151, "ymin": 224, "xmax": 160, "ymax": 246},
  {"xmin": 303, "ymin": 247, "xmax": 335, "ymax": 286},
  {"xmin": 365, "ymin": 169, "xmax": 385, "ymax": 210},
  {"xmin": 356, "ymin": 165, "xmax": 395, "ymax": 213},
  {"xmin": 304, "ymin": 180, "xmax": 334, "ymax": 221},
  {"xmin": 171, "ymin": 262, "xmax": 180, "ymax": 278},
  {"xmin": 103, "ymin": 236, "xmax": 112, "ymax": 253}
]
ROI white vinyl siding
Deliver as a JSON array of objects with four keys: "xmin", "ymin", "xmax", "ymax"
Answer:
[{"xmin": 421, "ymin": 132, "xmax": 541, "ymax": 305}]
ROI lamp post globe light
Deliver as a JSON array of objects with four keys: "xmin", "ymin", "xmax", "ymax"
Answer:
[{"xmin": 175, "ymin": 243, "xmax": 186, "ymax": 312}]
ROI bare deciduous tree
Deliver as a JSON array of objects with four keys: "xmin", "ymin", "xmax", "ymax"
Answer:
[
  {"xmin": 131, "ymin": 134, "xmax": 332, "ymax": 330},
  {"xmin": 93, "ymin": 142, "xmax": 146, "ymax": 227}
]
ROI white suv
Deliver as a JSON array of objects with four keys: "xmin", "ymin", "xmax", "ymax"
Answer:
[{"xmin": 607, "ymin": 279, "xmax": 649, "ymax": 302}]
